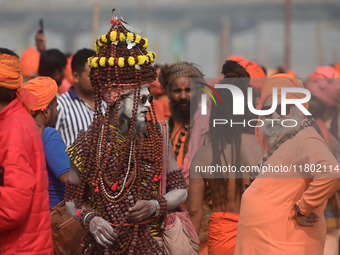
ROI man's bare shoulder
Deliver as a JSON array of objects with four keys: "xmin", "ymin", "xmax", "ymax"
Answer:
[{"xmin": 192, "ymin": 143, "xmax": 213, "ymax": 165}]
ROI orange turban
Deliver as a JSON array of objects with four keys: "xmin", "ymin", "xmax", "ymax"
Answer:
[
  {"xmin": 260, "ymin": 73, "xmax": 309, "ymax": 109},
  {"xmin": 20, "ymin": 47, "xmax": 40, "ymax": 79},
  {"xmin": 64, "ymin": 55, "xmax": 74, "ymax": 85},
  {"xmin": 256, "ymin": 73, "xmax": 309, "ymax": 151},
  {"xmin": 228, "ymin": 55, "xmax": 248, "ymax": 67},
  {"xmin": 227, "ymin": 55, "xmax": 266, "ymax": 91},
  {"xmin": 149, "ymin": 69, "xmax": 165, "ymax": 97},
  {"xmin": 305, "ymin": 66, "xmax": 340, "ymax": 107},
  {"xmin": 20, "ymin": 77, "xmax": 58, "ymax": 112},
  {"xmin": 334, "ymin": 62, "xmax": 340, "ymax": 75},
  {"xmin": 0, "ymin": 52, "xmax": 23, "ymax": 89}
]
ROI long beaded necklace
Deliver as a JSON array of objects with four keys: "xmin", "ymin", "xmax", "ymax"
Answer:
[
  {"xmin": 100, "ymin": 140, "xmax": 136, "ymax": 201},
  {"xmin": 244, "ymin": 118, "xmax": 314, "ymax": 191},
  {"xmin": 173, "ymin": 121, "xmax": 190, "ymax": 159}
]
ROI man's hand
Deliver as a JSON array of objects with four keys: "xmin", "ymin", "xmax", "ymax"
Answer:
[
  {"xmin": 129, "ymin": 200, "xmax": 156, "ymax": 222},
  {"xmin": 89, "ymin": 216, "xmax": 118, "ymax": 247},
  {"xmin": 295, "ymin": 212, "xmax": 319, "ymax": 226}
]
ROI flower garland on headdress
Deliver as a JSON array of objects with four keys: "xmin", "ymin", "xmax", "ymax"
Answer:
[{"xmin": 65, "ymin": 11, "xmax": 166, "ymax": 255}]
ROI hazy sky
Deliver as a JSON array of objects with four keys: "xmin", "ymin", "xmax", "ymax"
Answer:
[{"xmin": 1, "ymin": 0, "xmax": 340, "ymax": 78}]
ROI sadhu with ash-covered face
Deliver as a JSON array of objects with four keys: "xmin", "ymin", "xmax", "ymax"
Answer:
[{"xmin": 64, "ymin": 13, "xmax": 188, "ymax": 255}]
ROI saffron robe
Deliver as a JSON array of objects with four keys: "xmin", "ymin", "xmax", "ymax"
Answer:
[{"xmin": 235, "ymin": 127, "xmax": 340, "ymax": 255}]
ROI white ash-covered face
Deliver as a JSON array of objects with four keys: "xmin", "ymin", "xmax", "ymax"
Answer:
[{"xmin": 118, "ymin": 86, "xmax": 151, "ymax": 123}]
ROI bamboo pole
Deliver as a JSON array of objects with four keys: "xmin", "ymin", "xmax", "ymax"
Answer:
[
  {"xmin": 219, "ymin": 21, "xmax": 230, "ymax": 76},
  {"xmin": 264, "ymin": 45, "xmax": 270, "ymax": 74},
  {"xmin": 92, "ymin": 1, "xmax": 100, "ymax": 49},
  {"xmin": 332, "ymin": 47, "xmax": 338, "ymax": 65},
  {"xmin": 316, "ymin": 23, "xmax": 324, "ymax": 66},
  {"xmin": 284, "ymin": 0, "xmax": 291, "ymax": 71}
]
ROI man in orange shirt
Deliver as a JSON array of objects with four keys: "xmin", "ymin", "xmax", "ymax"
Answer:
[{"xmin": 235, "ymin": 74, "xmax": 340, "ymax": 255}]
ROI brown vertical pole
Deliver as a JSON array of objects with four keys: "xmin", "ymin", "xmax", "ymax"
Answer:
[
  {"xmin": 92, "ymin": 1, "xmax": 100, "ymax": 49},
  {"xmin": 219, "ymin": 21, "xmax": 230, "ymax": 76},
  {"xmin": 264, "ymin": 45, "xmax": 270, "ymax": 75},
  {"xmin": 284, "ymin": 0, "xmax": 291, "ymax": 71},
  {"xmin": 316, "ymin": 23, "xmax": 324, "ymax": 66},
  {"xmin": 332, "ymin": 47, "xmax": 338, "ymax": 65}
]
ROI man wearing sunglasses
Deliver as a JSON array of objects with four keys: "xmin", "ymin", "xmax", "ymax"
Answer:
[
  {"xmin": 64, "ymin": 17, "xmax": 189, "ymax": 254},
  {"xmin": 235, "ymin": 73, "xmax": 340, "ymax": 255},
  {"xmin": 119, "ymin": 89, "xmax": 154, "ymax": 134}
]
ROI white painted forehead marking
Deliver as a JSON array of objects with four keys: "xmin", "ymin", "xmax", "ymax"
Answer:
[{"xmin": 140, "ymin": 86, "xmax": 150, "ymax": 95}]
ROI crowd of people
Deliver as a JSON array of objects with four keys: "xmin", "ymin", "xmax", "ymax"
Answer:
[{"xmin": 1, "ymin": 12, "xmax": 340, "ymax": 255}]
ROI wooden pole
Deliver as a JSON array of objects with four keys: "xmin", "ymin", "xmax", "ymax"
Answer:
[
  {"xmin": 92, "ymin": 1, "xmax": 100, "ymax": 49},
  {"xmin": 316, "ymin": 23, "xmax": 324, "ymax": 66},
  {"xmin": 219, "ymin": 21, "xmax": 230, "ymax": 76},
  {"xmin": 332, "ymin": 47, "xmax": 338, "ymax": 65},
  {"xmin": 284, "ymin": 0, "xmax": 291, "ymax": 71},
  {"xmin": 264, "ymin": 45, "xmax": 270, "ymax": 74}
]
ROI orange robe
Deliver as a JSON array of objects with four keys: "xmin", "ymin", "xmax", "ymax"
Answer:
[
  {"xmin": 235, "ymin": 127, "xmax": 340, "ymax": 255},
  {"xmin": 153, "ymin": 97, "xmax": 170, "ymax": 121},
  {"xmin": 208, "ymin": 212, "xmax": 239, "ymax": 255},
  {"xmin": 170, "ymin": 121, "xmax": 188, "ymax": 169}
]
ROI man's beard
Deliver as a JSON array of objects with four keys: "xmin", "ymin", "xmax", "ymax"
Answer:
[
  {"xmin": 119, "ymin": 113, "xmax": 147, "ymax": 136},
  {"xmin": 261, "ymin": 113, "xmax": 304, "ymax": 149},
  {"xmin": 170, "ymin": 96, "xmax": 198, "ymax": 123}
]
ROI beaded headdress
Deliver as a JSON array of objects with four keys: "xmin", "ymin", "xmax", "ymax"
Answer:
[
  {"xmin": 64, "ymin": 12, "xmax": 167, "ymax": 254},
  {"xmin": 88, "ymin": 10, "xmax": 157, "ymax": 105},
  {"xmin": 79, "ymin": 11, "xmax": 162, "ymax": 197}
]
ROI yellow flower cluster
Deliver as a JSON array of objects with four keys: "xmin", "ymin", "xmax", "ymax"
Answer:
[
  {"xmin": 95, "ymin": 31, "xmax": 149, "ymax": 53},
  {"xmin": 87, "ymin": 52, "xmax": 156, "ymax": 69}
]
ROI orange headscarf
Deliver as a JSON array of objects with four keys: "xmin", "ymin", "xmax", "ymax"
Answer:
[
  {"xmin": 304, "ymin": 66, "xmax": 340, "ymax": 107},
  {"xmin": 0, "ymin": 52, "xmax": 23, "ymax": 89},
  {"xmin": 20, "ymin": 77, "xmax": 58, "ymax": 112},
  {"xmin": 333, "ymin": 62, "xmax": 340, "ymax": 75},
  {"xmin": 149, "ymin": 69, "xmax": 165, "ymax": 97},
  {"xmin": 20, "ymin": 47, "xmax": 40, "ymax": 79},
  {"xmin": 227, "ymin": 55, "xmax": 266, "ymax": 91},
  {"xmin": 260, "ymin": 73, "xmax": 309, "ymax": 109},
  {"xmin": 64, "ymin": 55, "xmax": 74, "ymax": 85},
  {"xmin": 256, "ymin": 73, "xmax": 309, "ymax": 151},
  {"xmin": 228, "ymin": 55, "xmax": 248, "ymax": 67}
]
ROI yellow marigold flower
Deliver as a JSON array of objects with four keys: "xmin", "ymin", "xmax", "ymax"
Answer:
[
  {"xmin": 110, "ymin": 31, "xmax": 117, "ymax": 42},
  {"xmin": 135, "ymin": 34, "xmax": 141, "ymax": 44},
  {"xmin": 128, "ymin": 56, "xmax": 135, "ymax": 66},
  {"xmin": 137, "ymin": 55, "xmax": 144, "ymax": 65},
  {"xmin": 108, "ymin": 57, "xmax": 115, "ymax": 66},
  {"xmin": 147, "ymin": 52, "xmax": 156, "ymax": 61},
  {"xmin": 91, "ymin": 57, "xmax": 99, "ymax": 68},
  {"xmin": 118, "ymin": 57, "xmax": 125, "ymax": 67},
  {"xmin": 99, "ymin": 57, "xmax": 106, "ymax": 67},
  {"xmin": 142, "ymin": 38, "xmax": 148, "ymax": 49},
  {"xmin": 126, "ymin": 32, "xmax": 134, "ymax": 42},
  {"xmin": 95, "ymin": 44, "xmax": 100, "ymax": 53},
  {"xmin": 144, "ymin": 55, "xmax": 149, "ymax": 64},
  {"xmin": 87, "ymin": 57, "xmax": 92, "ymax": 66},
  {"xmin": 119, "ymin": 33, "xmax": 126, "ymax": 42},
  {"xmin": 101, "ymin": 34, "xmax": 108, "ymax": 43},
  {"xmin": 97, "ymin": 40, "xmax": 103, "ymax": 47}
]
